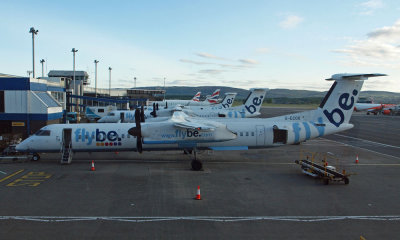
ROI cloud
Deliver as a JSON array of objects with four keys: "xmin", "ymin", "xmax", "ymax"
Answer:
[
  {"xmin": 279, "ymin": 15, "xmax": 303, "ymax": 29},
  {"xmin": 196, "ymin": 52, "xmax": 229, "ymax": 61},
  {"xmin": 179, "ymin": 59, "xmax": 212, "ymax": 65},
  {"xmin": 198, "ymin": 69, "xmax": 226, "ymax": 75},
  {"xmin": 359, "ymin": 0, "xmax": 384, "ymax": 15},
  {"xmin": 334, "ymin": 19, "xmax": 400, "ymax": 67},
  {"xmin": 238, "ymin": 59, "xmax": 258, "ymax": 64}
]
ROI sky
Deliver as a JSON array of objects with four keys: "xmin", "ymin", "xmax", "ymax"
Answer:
[{"xmin": 1, "ymin": 0, "xmax": 400, "ymax": 92}]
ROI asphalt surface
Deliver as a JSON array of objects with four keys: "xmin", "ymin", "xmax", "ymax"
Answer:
[{"xmin": 0, "ymin": 107, "xmax": 399, "ymax": 239}]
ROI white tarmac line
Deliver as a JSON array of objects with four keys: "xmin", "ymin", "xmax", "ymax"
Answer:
[
  {"xmin": 333, "ymin": 134, "xmax": 400, "ymax": 149},
  {"xmin": 324, "ymin": 138, "xmax": 400, "ymax": 160},
  {"xmin": 1, "ymin": 215, "xmax": 400, "ymax": 222}
]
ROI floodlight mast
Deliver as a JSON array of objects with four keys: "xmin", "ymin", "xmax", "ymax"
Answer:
[
  {"xmin": 94, "ymin": 60, "xmax": 99, "ymax": 98},
  {"xmin": 109, "ymin": 67, "xmax": 112, "ymax": 97},
  {"xmin": 29, "ymin": 27, "xmax": 38, "ymax": 78},
  {"xmin": 40, "ymin": 59, "xmax": 45, "ymax": 77},
  {"xmin": 71, "ymin": 48, "xmax": 78, "ymax": 112}
]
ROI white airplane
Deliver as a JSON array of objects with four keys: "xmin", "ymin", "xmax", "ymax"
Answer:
[
  {"xmin": 16, "ymin": 73, "xmax": 386, "ymax": 170},
  {"xmin": 182, "ymin": 88, "xmax": 267, "ymax": 118},
  {"xmin": 149, "ymin": 89, "xmax": 221, "ymax": 108},
  {"xmin": 98, "ymin": 92, "xmax": 238, "ymax": 123}
]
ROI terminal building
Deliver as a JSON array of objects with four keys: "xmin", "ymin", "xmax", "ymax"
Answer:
[
  {"xmin": 0, "ymin": 73, "xmax": 64, "ymax": 144},
  {"xmin": 0, "ymin": 71, "xmax": 165, "ymax": 149}
]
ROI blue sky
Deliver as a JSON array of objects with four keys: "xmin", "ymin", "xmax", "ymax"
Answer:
[{"xmin": 1, "ymin": 0, "xmax": 400, "ymax": 92}]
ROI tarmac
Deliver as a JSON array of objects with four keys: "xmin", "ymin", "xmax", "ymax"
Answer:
[{"xmin": 0, "ymin": 107, "xmax": 399, "ymax": 239}]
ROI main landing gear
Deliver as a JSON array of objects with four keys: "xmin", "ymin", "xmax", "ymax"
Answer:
[{"xmin": 185, "ymin": 149, "xmax": 203, "ymax": 171}]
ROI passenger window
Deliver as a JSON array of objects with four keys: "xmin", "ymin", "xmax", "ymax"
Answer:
[
  {"xmin": 251, "ymin": 132, "xmax": 254, "ymax": 136},
  {"xmin": 246, "ymin": 132, "xmax": 249, "ymax": 136},
  {"xmin": 98, "ymin": 109, "xmax": 105, "ymax": 113},
  {"xmin": 127, "ymin": 134, "xmax": 130, "ymax": 138},
  {"xmin": 240, "ymin": 132, "xmax": 243, "ymax": 136},
  {"xmin": 122, "ymin": 134, "xmax": 125, "ymax": 138},
  {"xmin": 78, "ymin": 135, "xmax": 81, "ymax": 140},
  {"xmin": 85, "ymin": 134, "xmax": 88, "ymax": 139}
]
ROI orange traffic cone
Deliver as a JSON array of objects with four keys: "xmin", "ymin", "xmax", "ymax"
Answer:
[
  {"xmin": 195, "ymin": 186, "xmax": 201, "ymax": 200},
  {"xmin": 355, "ymin": 155, "xmax": 359, "ymax": 164},
  {"xmin": 90, "ymin": 160, "xmax": 95, "ymax": 171}
]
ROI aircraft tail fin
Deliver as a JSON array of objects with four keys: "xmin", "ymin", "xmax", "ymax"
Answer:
[
  {"xmin": 192, "ymin": 92, "xmax": 201, "ymax": 102},
  {"xmin": 220, "ymin": 93, "xmax": 237, "ymax": 108},
  {"xmin": 206, "ymin": 89, "xmax": 220, "ymax": 104},
  {"xmin": 318, "ymin": 73, "xmax": 386, "ymax": 127},
  {"xmin": 242, "ymin": 88, "xmax": 268, "ymax": 116}
]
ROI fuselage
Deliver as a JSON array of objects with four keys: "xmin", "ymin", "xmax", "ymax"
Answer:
[{"xmin": 16, "ymin": 108, "xmax": 352, "ymax": 153}]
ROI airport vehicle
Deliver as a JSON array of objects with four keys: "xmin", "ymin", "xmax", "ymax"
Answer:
[
  {"xmin": 295, "ymin": 159, "xmax": 349, "ymax": 185},
  {"xmin": 66, "ymin": 112, "xmax": 77, "ymax": 123},
  {"xmin": 385, "ymin": 104, "xmax": 400, "ymax": 115},
  {"xmin": 97, "ymin": 92, "xmax": 238, "ymax": 123},
  {"xmin": 85, "ymin": 105, "xmax": 118, "ymax": 121},
  {"xmin": 16, "ymin": 73, "xmax": 386, "ymax": 170}
]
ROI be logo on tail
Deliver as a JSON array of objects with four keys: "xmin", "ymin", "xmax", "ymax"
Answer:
[
  {"xmin": 245, "ymin": 96, "xmax": 263, "ymax": 114},
  {"xmin": 323, "ymin": 89, "xmax": 358, "ymax": 127}
]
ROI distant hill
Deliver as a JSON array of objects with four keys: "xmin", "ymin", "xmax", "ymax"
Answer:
[{"xmin": 136, "ymin": 86, "xmax": 400, "ymax": 104}]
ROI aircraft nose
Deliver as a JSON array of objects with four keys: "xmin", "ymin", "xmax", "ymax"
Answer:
[{"xmin": 16, "ymin": 140, "xmax": 28, "ymax": 152}]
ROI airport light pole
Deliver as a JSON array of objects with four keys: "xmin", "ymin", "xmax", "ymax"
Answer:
[
  {"xmin": 29, "ymin": 27, "xmax": 38, "ymax": 78},
  {"xmin": 40, "ymin": 59, "xmax": 45, "ymax": 77},
  {"xmin": 94, "ymin": 60, "xmax": 99, "ymax": 98},
  {"xmin": 134, "ymin": 77, "xmax": 136, "ymax": 88},
  {"xmin": 108, "ymin": 67, "xmax": 112, "ymax": 97},
  {"xmin": 71, "ymin": 48, "xmax": 78, "ymax": 112},
  {"xmin": 163, "ymin": 77, "xmax": 166, "ymax": 100}
]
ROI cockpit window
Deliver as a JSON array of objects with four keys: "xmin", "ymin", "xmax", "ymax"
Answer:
[
  {"xmin": 108, "ymin": 113, "xmax": 115, "ymax": 116},
  {"xmin": 35, "ymin": 130, "xmax": 51, "ymax": 136}
]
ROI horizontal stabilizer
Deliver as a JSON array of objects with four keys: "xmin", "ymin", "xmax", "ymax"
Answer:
[{"xmin": 326, "ymin": 73, "xmax": 387, "ymax": 81}]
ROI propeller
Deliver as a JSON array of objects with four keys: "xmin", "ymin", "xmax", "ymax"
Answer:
[
  {"xmin": 140, "ymin": 105, "xmax": 145, "ymax": 122},
  {"xmin": 150, "ymin": 103, "xmax": 157, "ymax": 117},
  {"xmin": 128, "ymin": 108, "xmax": 143, "ymax": 153},
  {"xmin": 165, "ymin": 101, "xmax": 168, "ymax": 109}
]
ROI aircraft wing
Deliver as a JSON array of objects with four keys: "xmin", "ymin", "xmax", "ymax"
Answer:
[{"xmin": 171, "ymin": 111, "xmax": 215, "ymax": 131}]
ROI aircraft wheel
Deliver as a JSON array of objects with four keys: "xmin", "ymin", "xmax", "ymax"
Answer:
[
  {"xmin": 344, "ymin": 177, "xmax": 350, "ymax": 185},
  {"xmin": 191, "ymin": 160, "xmax": 203, "ymax": 171},
  {"xmin": 31, "ymin": 153, "xmax": 40, "ymax": 161}
]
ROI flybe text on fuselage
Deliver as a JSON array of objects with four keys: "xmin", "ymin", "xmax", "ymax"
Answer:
[{"xmin": 74, "ymin": 128, "xmax": 122, "ymax": 146}]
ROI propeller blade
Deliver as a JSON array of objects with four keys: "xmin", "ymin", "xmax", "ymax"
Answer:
[{"xmin": 140, "ymin": 105, "xmax": 145, "ymax": 122}]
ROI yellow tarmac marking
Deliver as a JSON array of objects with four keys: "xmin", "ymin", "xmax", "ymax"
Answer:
[
  {"xmin": 0, "ymin": 169, "xmax": 24, "ymax": 183},
  {"xmin": 7, "ymin": 172, "xmax": 52, "ymax": 187}
]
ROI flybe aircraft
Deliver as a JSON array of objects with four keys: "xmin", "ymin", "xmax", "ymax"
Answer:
[
  {"xmin": 98, "ymin": 92, "xmax": 238, "ymax": 123},
  {"xmin": 182, "ymin": 88, "xmax": 267, "ymax": 118},
  {"xmin": 16, "ymin": 73, "xmax": 386, "ymax": 170},
  {"xmin": 149, "ymin": 89, "xmax": 221, "ymax": 108}
]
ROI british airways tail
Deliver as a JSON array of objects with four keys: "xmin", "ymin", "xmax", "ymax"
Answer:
[
  {"xmin": 192, "ymin": 92, "xmax": 201, "ymax": 102},
  {"xmin": 206, "ymin": 89, "xmax": 220, "ymax": 104}
]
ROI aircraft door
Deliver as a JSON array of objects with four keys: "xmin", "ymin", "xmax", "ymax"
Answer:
[
  {"xmin": 256, "ymin": 125, "xmax": 265, "ymax": 146},
  {"xmin": 62, "ymin": 128, "xmax": 72, "ymax": 148}
]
